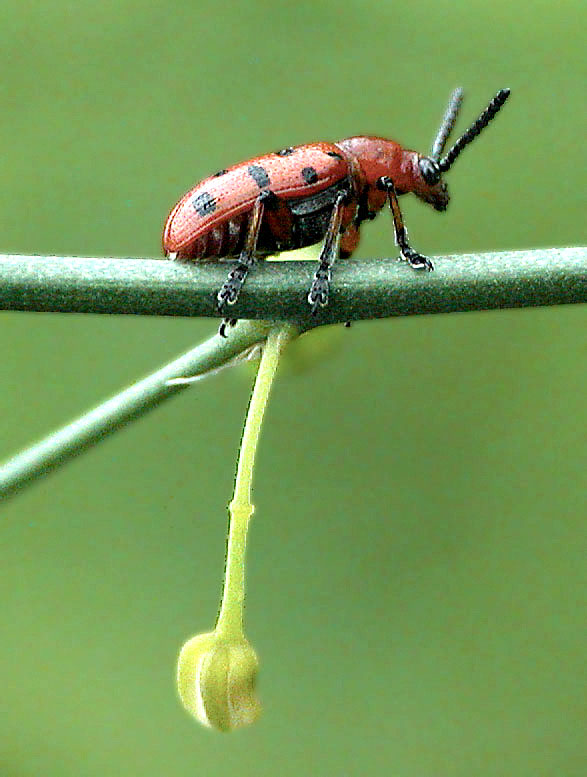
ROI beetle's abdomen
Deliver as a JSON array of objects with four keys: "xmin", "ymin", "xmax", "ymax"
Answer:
[
  {"xmin": 163, "ymin": 143, "xmax": 350, "ymax": 260},
  {"xmin": 181, "ymin": 212, "xmax": 249, "ymax": 260}
]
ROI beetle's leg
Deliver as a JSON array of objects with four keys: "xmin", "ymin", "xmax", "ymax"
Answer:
[
  {"xmin": 339, "ymin": 222, "xmax": 360, "ymax": 258},
  {"xmin": 307, "ymin": 190, "xmax": 347, "ymax": 313},
  {"xmin": 377, "ymin": 176, "xmax": 434, "ymax": 271},
  {"xmin": 218, "ymin": 318, "xmax": 238, "ymax": 338},
  {"xmin": 339, "ymin": 223, "xmax": 361, "ymax": 328},
  {"xmin": 217, "ymin": 191, "xmax": 270, "ymax": 314}
]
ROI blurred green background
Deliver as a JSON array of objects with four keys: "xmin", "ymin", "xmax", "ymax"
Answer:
[{"xmin": 1, "ymin": 1, "xmax": 585, "ymax": 775}]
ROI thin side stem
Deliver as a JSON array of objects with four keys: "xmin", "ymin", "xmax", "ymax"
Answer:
[
  {"xmin": 215, "ymin": 325, "xmax": 296, "ymax": 640},
  {"xmin": 0, "ymin": 320, "xmax": 274, "ymax": 500}
]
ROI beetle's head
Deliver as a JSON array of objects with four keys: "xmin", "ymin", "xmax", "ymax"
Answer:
[
  {"xmin": 338, "ymin": 88, "xmax": 510, "ymax": 217},
  {"xmin": 414, "ymin": 86, "xmax": 511, "ymax": 211},
  {"xmin": 412, "ymin": 154, "xmax": 449, "ymax": 211}
]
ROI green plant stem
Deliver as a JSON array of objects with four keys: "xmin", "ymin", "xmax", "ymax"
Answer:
[
  {"xmin": 0, "ymin": 320, "xmax": 274, "ymax": 501},
  {"xmin": 215, "ymin": 325, "xmax": 296, "ymax": 641},
  {"xmin": 0, "ymin": 248, "xmax": 584, "ymax": 321},
  {"xmin": 1, "ymin": 247, "xmax": 585, "ymax": 501}
]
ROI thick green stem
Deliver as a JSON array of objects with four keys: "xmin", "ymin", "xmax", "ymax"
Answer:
[
  {"xmin": 1, "ymin": 247, "xmax": 584, "ymax": 501},
  {"xmin": 0, "ymin": 248, "xmax": 584, "ymax": 321}
]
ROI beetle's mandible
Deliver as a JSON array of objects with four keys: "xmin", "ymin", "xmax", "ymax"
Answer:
[{"xmin": 163, "ymin": 87, "xmax": 511, "ymax": 335}]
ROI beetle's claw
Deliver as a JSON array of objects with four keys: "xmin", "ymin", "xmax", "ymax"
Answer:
[
  {"xmin": 217, "ymin": 284, "xmax": 238, "ymax": 308},
  {"xmin": 217, "ymin": 264, "xmax": 249, "ymax": 310},
  {"xmin": 217, "ymin": 285, "xmax": 238, "ymax": 307},
  {"xmin": 308, "ymin": 281, "xmax": 330, "ymax": 314},
  {"xmin": 308, "ymin": 268, "xmax": 331, "ymax": 314},
  {"xmin": 218, "ymin": 317, "xmax": 237, "ymax": 338},
  {"xmin": 402, "ymin": 249, "xmax": 434, "ymax": 271}
]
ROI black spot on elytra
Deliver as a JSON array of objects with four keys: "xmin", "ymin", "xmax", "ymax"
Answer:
[
  {"xmin": 276, "ymin": 147, "xmax": 295, "ymax": 156},
  {"xmin": 248, "ymin": 164, "xmax": 270, "ymax": 189},
  {"xmin": 326, "ymin": 150, "xmax": 343, "ymax": 159},
  {"xmin": 302, "ymin": 166, "xmax": 318, "ymax": 184},
  {"xmin": 192, "ymin": 191, "xmax": 216, "ymax": 216},
  {"xmin": 213, "ymin": 169, "xmax": 228, "ymax": 177}
]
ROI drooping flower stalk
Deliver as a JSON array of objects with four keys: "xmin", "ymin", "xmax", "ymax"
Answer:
[{"xmin": 177, "ymin": 324, "xmax": 297, "ymax": 731}]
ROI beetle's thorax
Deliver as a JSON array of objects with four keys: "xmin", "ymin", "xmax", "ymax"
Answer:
[
  {"xmin": 336, "ymin": 136, "xmax": 449, "ymax": 212},
  {"xmin": 336, "ymin": 136, "xmax": 416, "ymax": 191},
  {"xmin": 336, "ymin": 136, "xmax": 423, "ymax": 215}
]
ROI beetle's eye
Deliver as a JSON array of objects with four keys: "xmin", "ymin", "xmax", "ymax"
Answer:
[{"xmin": 419, "ymin": 157, "xmax": 441, "ymax": 186}]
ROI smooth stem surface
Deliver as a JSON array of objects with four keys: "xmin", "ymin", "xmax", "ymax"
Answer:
[
  {"xmin": 0, "ymin": 248, "xmax": 584, "ymax": 321},
  {"xmin": 215, "ymin": 325, "xmax": 296, "ymax": 640}
]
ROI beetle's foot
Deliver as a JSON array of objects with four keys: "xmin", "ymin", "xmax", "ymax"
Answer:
[
  {"xmin": 217, "ymin": 263, "xmax": 249, "ymax": 309},
  {"xmin": 218, "ymin": 318, "xmax": 238, "ymax": 338},
  {"xmin": 401, "ymin": 248, "xmax": 434, "ymax": 271},
  {"xmin": 307, "ymin": 269, "xmax": 331, "ymax": 314}
]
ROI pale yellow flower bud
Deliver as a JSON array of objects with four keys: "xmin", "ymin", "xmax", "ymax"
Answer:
[{"xmin": 177, "ymin": 632, "xmax": 261, "ymax": 732}]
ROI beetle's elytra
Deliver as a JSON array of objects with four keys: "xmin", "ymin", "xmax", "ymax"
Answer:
[{"xmin": 163, "ymin": 87, "xmax": 511, "ymax": 335}]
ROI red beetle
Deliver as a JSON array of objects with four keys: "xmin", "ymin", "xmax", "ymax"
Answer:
[{"xmin": 163, "ymin": 87, "xmax": 510, "ymax": 335}]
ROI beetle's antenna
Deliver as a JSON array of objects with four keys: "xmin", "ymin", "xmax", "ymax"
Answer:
[
  {"xmin": 438, "ymin": 88, "xmax": 511, "ymax": 173},
  {"xmin": 431, "ymin": 87, "xmax": 464, "ymax": 162}
]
